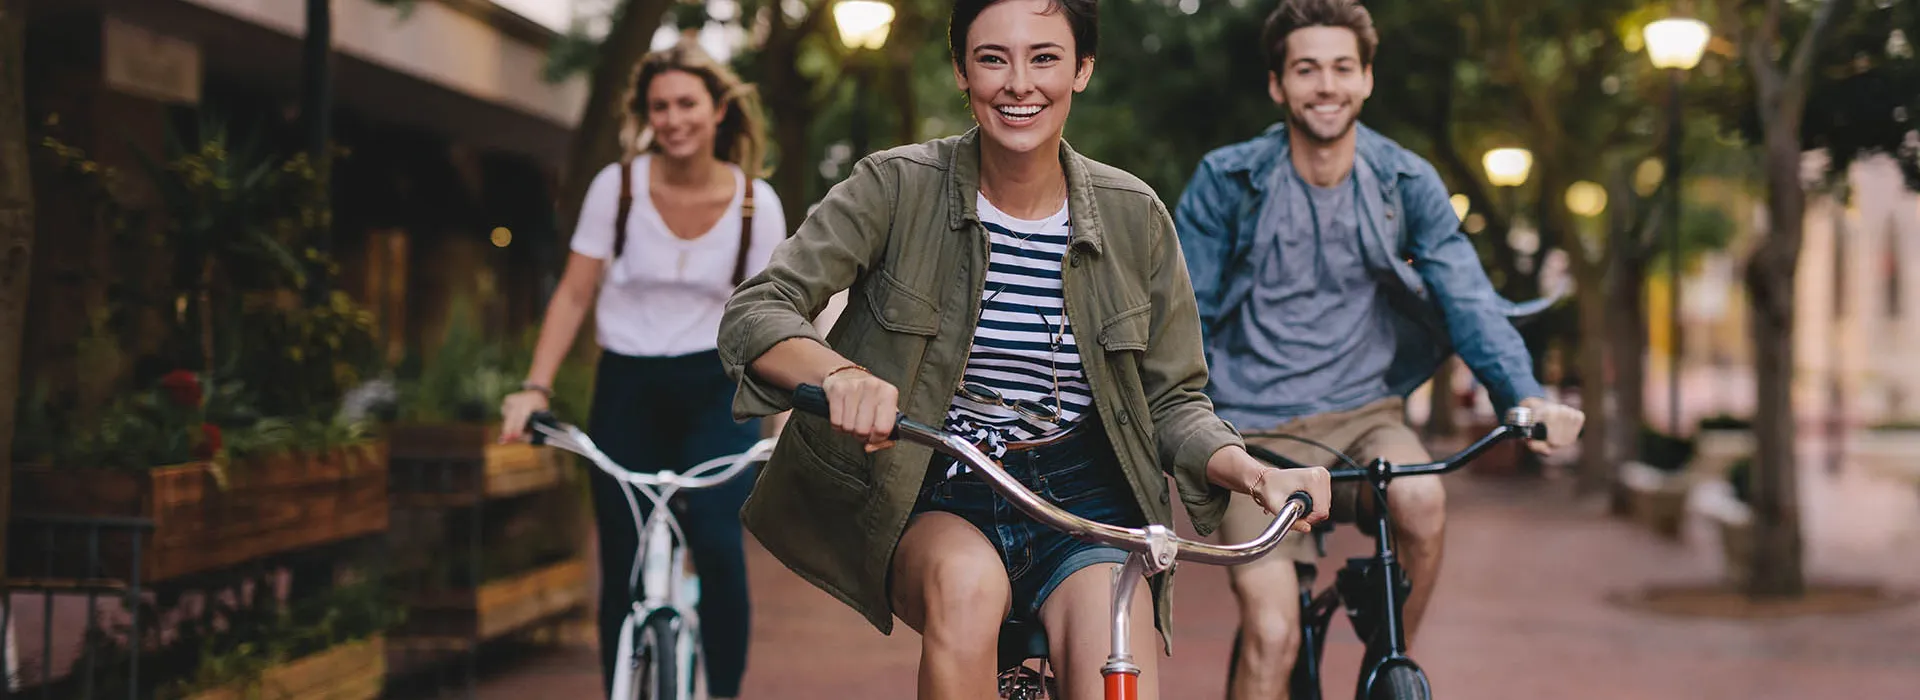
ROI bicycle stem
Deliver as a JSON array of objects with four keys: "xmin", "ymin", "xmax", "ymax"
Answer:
[{"xmin": 1102, "ymin": 551, "xmax": 1151, "ymax": 682}]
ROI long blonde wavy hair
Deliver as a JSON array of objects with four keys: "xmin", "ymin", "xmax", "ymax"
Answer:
[{"xmin": 620, "ymin": 42, "xmax": 770, "ymax": 180}]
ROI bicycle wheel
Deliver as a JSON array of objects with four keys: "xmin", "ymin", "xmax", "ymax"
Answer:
[
  {"xmin": 631, "ymin": 611, "xmax": 681, "ymax": 700},
  {"xmin": 1367, "ymin": 664, "xmax": 1429, "ymax": 700}
]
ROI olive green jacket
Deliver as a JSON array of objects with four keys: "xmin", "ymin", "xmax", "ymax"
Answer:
[{"xmin": 717, "ymin": 129, "xmax": 1243, "ymax": 651}]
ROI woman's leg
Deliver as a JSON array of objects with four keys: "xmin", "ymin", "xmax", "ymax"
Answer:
[
  {"xmin": 675, "ymin": 355, "xmax": 762, "ymax": 698},
  {"xmin": 890, "ymin": 511, "xmax": 1013, "ymax": 700},
  {"xmin": 1038, "ymin": 564, "xmax": 1159, "ymax": 700},
  {"xmin": 585, "ymin": 353, "xmax": 666, "ymax": 697}
]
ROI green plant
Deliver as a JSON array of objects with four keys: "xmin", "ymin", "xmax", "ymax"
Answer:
[
  {"xmin": 395, "ymin": 298, "xmax": 516, "ymax": 423},
  {"xmin": 56, "ymin": 569, "xmax": 404, "ymax": 700},
  {"xmin": 10, "ymin": 370, "xmax": 223, "ymax": 470},
  {"xmin": 1727, "ymin": 458, "xmax": 1753, "ymax": 505},
  {"xmin": 229, "ymin": 291, "xmax": 381, "ymax": 422},
  {"xmin": 160, "ymin": 574, "xmax": 404, "ymax": 700},
  {"xmin": 1637, "ymin": 427, "xmax": 1696, "ymax": 473},
  {"xmin": 396, "ymin": 299, "xmax": 595, "ymax": 425}
]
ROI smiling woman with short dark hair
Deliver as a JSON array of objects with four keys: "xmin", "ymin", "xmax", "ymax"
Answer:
[{"xmin": 717, "ymin": 1, "xmax": 1332, "ymax": 697}]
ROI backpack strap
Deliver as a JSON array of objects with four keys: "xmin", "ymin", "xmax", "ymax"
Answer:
[
  {"xmin": 732, "ymin": 181, "xmax": 755, "ymax": 286},
  {"xmin": 613, "ymin": 155, "xmax": 635, "ymax": 260}
]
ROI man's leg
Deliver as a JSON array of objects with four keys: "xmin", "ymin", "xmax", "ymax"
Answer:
[
  {"xmin": 1347, "ymin": 412, "xmax": 1443, "ymax": 643},
  {"xmin": 1222, "ymin": 513, "xmax": 1305, "ymax": 700}
]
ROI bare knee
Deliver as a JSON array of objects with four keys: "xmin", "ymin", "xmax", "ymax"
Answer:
[
  {"xmin": 915, "ymin": 560, "xmax": 1009, "ymax": 654},
  {"xmin": 1229, "ymin": 565, "xmax": 1302, "ymax": 663},
  {"xmin": 1389, "ymin": 475, "xmax": 1447, "ymax": 538},
  {"xmin": 894, "ymin": 515, "xmax": 1010, "ymax": 652}
]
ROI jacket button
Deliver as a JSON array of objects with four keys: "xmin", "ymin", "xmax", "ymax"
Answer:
[
  {"xmin": 1160, "ymin": 488, "xmax": 1170, "ymax": 505},
  {"xmin": 1117, "ymin": 411, "xmax": 1131, "ymax": 425},
  {"xmin": 1069, "ymin": 253, "xmax": 1082, "ymax": 268}
]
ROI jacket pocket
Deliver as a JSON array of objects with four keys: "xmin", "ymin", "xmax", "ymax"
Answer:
[
  {"xmin": 1097, "ymin": 303, "xmax": 1152, "ymax": 352},
  {"xmin": 864, "ymin": 268, "xmax": 940, "ymax": 337},
  {"xmin": 787, "ymin": 415, "xmax": 872, "ymax": 493}
]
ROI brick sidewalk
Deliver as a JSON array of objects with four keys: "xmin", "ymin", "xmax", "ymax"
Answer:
[{"xmin": 447, "ymin": 454, "xmax": 1920, "ymax": 700}]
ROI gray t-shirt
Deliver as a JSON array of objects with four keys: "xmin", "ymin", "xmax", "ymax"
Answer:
[{"xmin": 1207, "ymin": 168, "xmax": 1397, "ymax": 429}]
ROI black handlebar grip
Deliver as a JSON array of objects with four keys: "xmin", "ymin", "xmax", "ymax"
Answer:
[
  {"xmin": 526, "ymin": 410, "xmax": 558, "ymax": 446},
  {"xmin": 793, "ymin": 384, "xmax": 832, "ymax": 418},
  {"xmin": 1288, "ymin": 490, "xmax": 1314, "ymax": 514},
  {"xmin": 1528, "ymin": 423, "xmax": 1549, "ymax": 442}
]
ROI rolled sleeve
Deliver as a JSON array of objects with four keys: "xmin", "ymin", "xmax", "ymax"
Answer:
[
  {"xmin": 719, "ymin": 157, "xmax": 894, "ymax": 420},
  {"xmin": 1143, "ymin": 198, "xmax": 1241, "ymax": 535}
]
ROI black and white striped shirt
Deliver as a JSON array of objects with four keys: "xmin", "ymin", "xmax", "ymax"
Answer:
[{"xmin": 943, "ymin": 194, "xmax": 1094, "ymax": 474}]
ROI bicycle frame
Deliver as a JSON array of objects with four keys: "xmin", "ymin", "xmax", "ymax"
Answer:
[
  {"xmin": 528, "ymin": 412, "xmax": 775, "ymax": 700},
  {"xmin": 1248, "ymin": 406, "xmax": 1542, "ymax": 700},
  {"xmin": 789, "ymin": 385, "xmax": 1313, "ymax": 700}
]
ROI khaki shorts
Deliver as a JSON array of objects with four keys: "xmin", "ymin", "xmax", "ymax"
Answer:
[{"xmin": 1219, "ymin": 397, "xmax": 1430, "ymax": 563}]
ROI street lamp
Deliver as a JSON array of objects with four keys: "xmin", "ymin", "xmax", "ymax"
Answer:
[
  {"xmin": 1482, "ymin": 148, "xmax": 1533, "ymax": 187},
  {"xmin": 833, "ymin": 0, "xmax": 895, "ymax": 164},
  {"xmin": 1644, "ymin": 16, "xmax": 1709, "ymax": 436},
  {"xmin": 1566, "ymin": 181, "xmax": 1608, "ymax": 218},
  {"xmin": 1484, "ymin": 146, "xmax": 1533, "ymax": 268},
  {"xmin": 833, "ymin": 0, "xmax": 896, "ymax": 50}
]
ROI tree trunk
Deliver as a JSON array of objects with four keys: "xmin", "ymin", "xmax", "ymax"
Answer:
[
  {"xmin": 1609, "ymin": 241, "xmax": 1650, "ymax": 464},
  {"xmin": 759, "ymin": 7, "xmax": 825, "ymax": 233},
  {"xmin": 554, "ymin": 0, "xmax": 674, "ymax": 243},
  {"xmin": 885, "ymin": 0, "xmax": 924, "ymax": 147},
  {"xmin": 1745, "ymin": 123, "xmax": 1807, "ymax": 597},
  {"xmin": 0, "ymin": 0, "xmax": 37, "ymax": 583},
  {"xmin": 1574, "ymin": 258, "xmax": 1613, "ymax": 493}
]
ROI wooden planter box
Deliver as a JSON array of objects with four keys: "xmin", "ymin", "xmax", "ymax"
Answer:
[
  {"xmin": 388, "ymin": 423, "xmax": 563, "ymax": 506},
  {"xmin": 1617, "ymin": 461, "xmax": 1688, "ymax": 540},
  {"xmin": 393, "ymin": 557, "xmax": 590, "ymax": 647},
  {"xmin": 1689, "ymin": 481, "xmax": 1755, "ymax": 588},
  {"xmin": 182, "ymin": 636, "xmax": 385, "ymax": 700},
  {"xmin": 9, "ymin": 441, "xmax": 390, "ymax": 584},
  {"xmin": 1689, "ymin": 429, "xmax": 1754, "ymax": 480}
]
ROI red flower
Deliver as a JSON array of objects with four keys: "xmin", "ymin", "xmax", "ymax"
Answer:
[
  {"xmin": 160, "ymin": 370, "xmax": 202, "ymax": 408},
  {"xmin": 193, "ymin": 423, "xmax": 223, "ymax": 460}
]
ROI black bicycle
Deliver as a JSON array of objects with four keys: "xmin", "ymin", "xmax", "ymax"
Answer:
[{"xmin": 1231, "ymin": 406, "xmax": 1546, "ymax": 700}]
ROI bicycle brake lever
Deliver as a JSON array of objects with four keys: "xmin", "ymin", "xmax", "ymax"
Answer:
[{"xmin": 526, "ymin": 410, "xmax": 559, "ymax": 446}]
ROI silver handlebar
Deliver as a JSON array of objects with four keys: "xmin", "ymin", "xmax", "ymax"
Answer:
[
  {"xmin": 530, "ymin": 418, "xmax": 774, "ymax": 490},
  {"xmin": 895, "ymin": 421, "xmax": 1310, "ymax": 568}
]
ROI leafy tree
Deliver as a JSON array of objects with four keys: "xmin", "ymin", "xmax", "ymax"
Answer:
[{"xmin": 1711, "ymin": 0, "xmax": 1915, "ymax": 598}]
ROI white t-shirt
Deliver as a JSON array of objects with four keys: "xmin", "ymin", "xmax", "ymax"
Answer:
[{"xmin": 571, "ymin": 156, "xmax": 787, "ymax": 357}]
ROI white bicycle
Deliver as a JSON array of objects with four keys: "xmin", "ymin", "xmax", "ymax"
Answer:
[{"xmin": 527, "ymin": 410, "xmax": 774, "ymax": 700}]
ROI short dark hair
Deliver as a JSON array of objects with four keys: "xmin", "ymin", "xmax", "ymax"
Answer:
[
  {"xmin": 948, "ymin": 0, "xmax": 1098, "ymax": 75},
  {"xmin": 1262, "ymin": 0, "xmax": 1379, "ymax": 74}
]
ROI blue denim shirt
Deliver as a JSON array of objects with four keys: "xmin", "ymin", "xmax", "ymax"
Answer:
[{"xmin": 1174, "ymin": 121, "xmax": 1548, "ymax": 414}]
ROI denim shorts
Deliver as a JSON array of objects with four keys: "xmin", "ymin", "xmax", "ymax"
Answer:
[{"xmin": 910, "ymin": 420, "xmax": 1147, "ymax": 623}]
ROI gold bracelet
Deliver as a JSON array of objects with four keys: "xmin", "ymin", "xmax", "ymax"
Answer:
[
  {"xmin": 823, "ymin": 364, "xmax": 870, "ymax": 383},
  {"xmin": 1249, "ymin": 467, "xmax": 1276, "ymax": 509}
]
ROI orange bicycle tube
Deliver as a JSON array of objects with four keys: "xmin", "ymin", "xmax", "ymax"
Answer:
[{"xmin": 1104, "ymin": 669, "xmax": 1138, "ymax": 700}]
